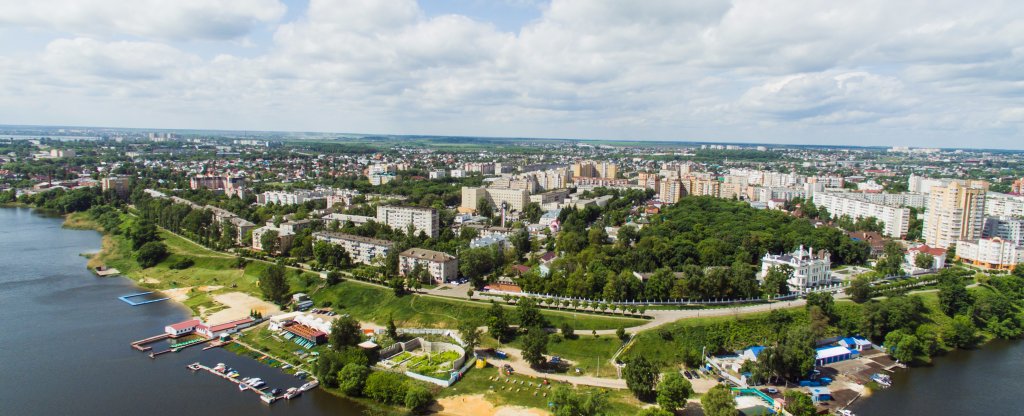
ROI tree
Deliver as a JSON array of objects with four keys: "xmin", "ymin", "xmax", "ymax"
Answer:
[
  {"xmin": 560, "ymin": 322, "xmax": 575, "ymax": 339},
  {"xmin": 486, "ymin": 301, "xmax": 511, "ymax": 342},
  {"xmin": 404, "ymin": 384, "xmax": 434, "ymax": 412},
  {"xmin": 127, "ymin": 219, "xmax": 159, "ymax": 249},
  {"xmin": 259, "ymin": 261, "xmax": 289, "ymax": 304},
  {"xmin": 701, "ymin": 384, "xmax": 738, "ymax": 416},
  {"xmin": 945, "ymin": 314, "xmax": 977, "ymax": 349},
  {"xmin": 616, "ymin": 327, "xmax": 628, "ymax": 342},
  {"xmin": 326, "ymin": 270, "xmax": 343, "ymax": 285},
  {"xmin": 623, "ymin": 356, "xmax": 658, "ymax": 400},
  {"xmin": 762, "ymin": 265, "xmax": 792, "ymax": 297},
  {"xmin": 136, "ymin": 241, "xmax": 168, "ymax": 268},
  {"xmin": 938, "ymin": 272, "xmax": 973, "ymax": 317},
  {"xmin": 386, "ymin": 314, "xmax": 399, "ymax": 340},
  {"xmin": 329, "ymin": 315, "xmax": 362, "ymax": 350},
  {"xmin": 458, "ymin": 318, "xmax": 483, "ymax": 353},
  {"xmin": 914, "ymin": 253, "xmax": 935, "ymax": 269},
  {"xmin": 477, "ymin": 197, "xmax": 493, "ymax": 218},
  {"xmin": 337, "ymin": 363, "xmax": 369, "ymax": 396},
  {"xmin": 783, "ymin": 390, "xmax": 816, "ymax": 416},
  {"xmin": 521, "ymin": 326, "xmax": 549, "ymax": 367},
  {"xmin": 510, "ymin": 228, "xmax": 531, "ymax": 260},
  {"xmin": 656, "ymin": 372, "xmax": 693, "ymax": 412},
  {"xmin": 260, "ymin": 229, "xmax": 280, "ymax": 254},
  {"xmin": 846, "ymin": 276, "xmax": 873, "ymax": 303},
  {"xmin": 875, "ymin": 241, "xmax": 905, "ymax": 277},
  {"xmin": 516, "ymin": 298, "xmax": 547, "ymax": 330},
  {"xmin": 363, "ymin": 371, "xmax": 408, "ymax": 405},
  {"xmin": 551, "ymin": 386, "xmax": 609, "ymax": 416}
]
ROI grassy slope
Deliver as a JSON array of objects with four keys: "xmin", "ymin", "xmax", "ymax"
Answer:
[
  {"xmin": 311, "ymin": 281, "xmax": 645, "ymax": 330},
  {"xmin": 506, "ymin": 334, "xmax": 626, "ymax": 378}
]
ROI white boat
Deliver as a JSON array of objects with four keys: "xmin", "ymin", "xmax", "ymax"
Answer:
[
  {"xmin": 213, "ymin": 363, "xmax": 226, "ymax": 372},
  {"xmin": 246, "ymin": 378, "xmax": 263, "ymax": 386},
  {"xmin": 260, "ymin": 394, "xmax": 275, "ymax": 404},
  {"xmin": 250, "ymin": 380, "xmax": 266, "ymax": 388},
  {"xmin": 284, "ymin": 387, "xmax": 301, "ymax": 399},
  {"xmin": 837, "ymin": 409, "xmax": 856, "ymax": 416},
  {"xmin": 299, "ymin": 380, "xmax": 319, "ymax": 392},
  {"xmin": 870, "ymin": 373, "xmax": 892, "ymax": 387}
]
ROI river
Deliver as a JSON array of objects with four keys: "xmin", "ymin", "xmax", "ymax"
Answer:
[{"xmin": 0, "ymin": 208, "xmax": 368, "ymax": 416}]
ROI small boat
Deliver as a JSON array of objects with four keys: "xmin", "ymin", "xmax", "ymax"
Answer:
[
  {"xmin": 213, "ymin": 363, "xmax": 226, "ymax": 372},
  {"xmin": 837, "ymin": 409, "xmax": 856, "ymax": 416},
  {"xmin": 228, "ymin": 372, "xmax": 239, "ymax": 378},
  {"xmin": 299, "ymin": 380, "xmax": 319, "ymax": 392},
  {"xmin": 284, "ymin": 387, "xmax": 301, "ymax": 399},
  {"xmin": 239, "ymin": 383, "xmax": 249, "ymax": 391},
  {"xmin": 870, "ymin": 373, "xmax": 892, "ymax": 387},
  {"xmin": 260, "ymin": 394, "xmax": 275, "ymax": 404},
  {"xmin": 270, "ymin": 388, "xmax": 283, "ymax": 396},
  {"xmin": 250, "ymin": 380, "xmax": 266, "ymax": 388}
]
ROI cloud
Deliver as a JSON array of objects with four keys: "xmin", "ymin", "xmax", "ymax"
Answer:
[
  {"xmin": 0, "ymin": 0, "xmax": 1022, "ymax": 148},
  {"xmin": 0, "ymin": 0, "xmax": 286, "ymax": 41}
]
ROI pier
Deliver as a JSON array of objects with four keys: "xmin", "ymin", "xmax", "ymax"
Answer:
[
  {"xmin": 186, "ymin": 362, "xmax": 304, "ymax": 405},
  {"xmin": 130, "ymin": 333, "xmax": 170, "ymax": 352},
  {"xmin": 118, "ymin": 292, "xmax": 169, "ymax": 306}
]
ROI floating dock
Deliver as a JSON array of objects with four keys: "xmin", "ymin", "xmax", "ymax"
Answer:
[
  {"xmin": 130, "ymin": 333, "xmax": 171, "ymax": 352},
  {"xmin": 187, "ymin": 362, "xmax": 295, "ymax": 405},
  {"xmin": 118, "ymin": 292, "xmax": 169, "ymax": 306}
]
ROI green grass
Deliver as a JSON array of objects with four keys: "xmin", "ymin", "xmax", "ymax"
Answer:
[
  {"xmin": 510, "ymin": 334, "xmax": 625, "ymax": 378},
  {"xmin": 232, "ymin": 326, "xmax": 326, "ymax": 373},
  {"xmin": 311, "ymin": 281, "xmax": 645, "ymax": 330},
  {"xmin": 439, "ymin": 365, "xmax": 644, "ymax": 415}
]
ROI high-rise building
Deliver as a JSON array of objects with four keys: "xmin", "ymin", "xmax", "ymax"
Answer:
[
  {"xmin": 101, "ymin": 176, "xmax": 131, "ymax": 197},
  {"xmin": 659, "ymin": 178, "xmax": 686, "ymax": 203},
  {"xmin": 813, "ymin": 192, "xmax": 911, "ymax": 238},
  {"xmin": 922, "ymin": 181, "xmax": 988, "ymax": 249},
  {"xmin": 572, "ymin": 161, "xmax": 618, "ymax": 179}
]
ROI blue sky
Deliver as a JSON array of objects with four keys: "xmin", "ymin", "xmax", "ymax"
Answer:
[{"xmin": 0, "ymin": 0, "xmax": 1022, "ymax": 149}]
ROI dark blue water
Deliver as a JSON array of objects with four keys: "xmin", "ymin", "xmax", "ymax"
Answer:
[{"xmin": 0, "ymin": 208, "xmax": 366, "ymax": 415}]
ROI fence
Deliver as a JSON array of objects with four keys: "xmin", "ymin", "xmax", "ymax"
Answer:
[{"xmin": 479, "ymin": 289, "xmax": 801, "ymax": 309}]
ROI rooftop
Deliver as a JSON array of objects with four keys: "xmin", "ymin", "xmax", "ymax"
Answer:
[
  {"xmin": 400, "ymin": 248, "xmax": 456, "ymax": 262},
  {"xmin": 314, "ymin": 231, "xmax": 394, "ymax": 247}
]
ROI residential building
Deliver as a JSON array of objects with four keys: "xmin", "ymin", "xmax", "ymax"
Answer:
[
  {"xmin": 905, "ymin": 244, "xmax": 947, "ymax": 271},
  {"xmin": 461, "ymin": 186, "xmax": 530, "ymax": 212},
  {"xmin": 760, "ymin": 245, "xmax": 833, "ymax": 290},
  {"xmin": 398, "ymin": 248, "xmax": 459, "ymax": 284},
  {"xmin": 470, "ymin": 234, "xmax": 508, "ymax": 249},
  {"xmin": 922, "ymin": 181, "xmax": 988, "ymax": 248},
  {"xmin": 908, "ymin": 175, "xmax": 953, "ymax": 194},
  {"xmin": 659, "ymin": 178, "xmax": 686, "ymax": 203},
  {"xmin": 985, "ymin": 192, "xmax": 1024, "ymax": 218},
  {"xmin": 101, "ymin": 176, "xmax": 131, "ymax": 197},
  {"xmin": 428, "ymin": 170, "xmax": 446, "ymax": 179},
  {"xmin": 251, "ymin": 219, "xmax": 311, "ymax": 254},
  {"xmin": 984, "ymin": 216, "xmax": 1024, "ymax": 245},
  {"xmin": 190, "ymin": 175, "xmax": 246, "ymax": 198},
  {"xmin": 955, "ymin": 237, "xmax": 1024, "ymax": 271},
  {"xmin": 377, "ymin": 205, "xmax": 439, "ymax": 238},
  {"xmin": 572, "ymin": 160, "xmax": 618, "ymax": 179},
  {"xmin": 312, "ymin": 231, "xmax": 394, "ymax": 265},
  {"xmin": 257, "ymin": 189, "xmax": 327, "ymax": 206},
  {"xmin": 813, "ymin": 192, "xmax": 911, "ymax": 238},
  {"xmin": 369, "ymin": 172, "xmax": 396, "ymax": 185}
]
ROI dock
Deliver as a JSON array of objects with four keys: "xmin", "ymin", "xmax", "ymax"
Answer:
[
  {"xmin": 118, "ymin": 292, "xmax": 169, "ymax": 306},
  {"xmin": 187, "ymin": 362, "xmax": 294, "ymax": 405},
  {"xmin": 148, "ymin": 337, "xmax": 213, "ymax": 358},
  {"xmin": 130, "ymin": 333, "xmax": 170, "ymax": 352}
]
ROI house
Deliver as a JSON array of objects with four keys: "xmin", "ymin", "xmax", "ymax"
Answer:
[
  {"xmin": 814, "ymin": 346, "xmax": 855, "ymax": 366},
  {"xmin": 760, "ymin": 245, "xmax": 833, "ymax": 290},
  {"xmin": 539, "ymin": 251, "xmax": 557, "ymax": 265},
  {"xmin": 905, "ymin": 244, "xmax": 947, "ymax": 271},
  {"xmin": 848, "ymin": 231, "xmax": 887, "ymax": 257},
  {"xmin": 808, "ymin": 387, "xmax": 833, "ymax": 403},
  {"xmin": 398, "ymin": 248, "xmax": 459, "ymax": 284},
  {"xmin": 839, "ymin": 336, "xmax": 874, "ymax": 352},
  {"xmin": 195, "ymin": 317, "xmax": 255, "ymax": 339},
  {"xmin": 741, "ymin": 346, "xmax": 766, "ymax": 362},
  {"xmin": 165, "ymin": 319, "xmax": 201, "ymax": 337}
]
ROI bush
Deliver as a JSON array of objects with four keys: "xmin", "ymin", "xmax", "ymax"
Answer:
[
  {"xmin": 337, "ymin": 363, "xmax": 369, "ymax": 396},
  {"xmin": 404, "ymin": 384, "xmax": 434, "ymax": 411},
  {"xmin": 363, "ymin": 371, "xmax": 408, "ymax": 405},
  {"xmin": 169, "ymin": 258, "xmax": 194, "ymax": 270},
  {"xmin": 136, "ymin": 241, "xmax": 168, "ymax": 268}
]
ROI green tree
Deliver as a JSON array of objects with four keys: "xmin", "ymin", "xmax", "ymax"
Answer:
[
  {"xmin": 805, "ymin": 292, "xmax": 836, "ymax": 322},
  {"xmin": 846, "ymin": 276, "xmax": 873, "ymax": 303},
  {"xmin": 521, "ymin": 326, "xmax": 549, "ymax": 367},
  {"xmin": 127, "ymin": 218, "xmax": 159, "ymax": 250},
  {"xmin": 329, "ymin": 315, "xmax": 362, "ymax": 350},
  {"xmin": 656, "ymin": 372, "xmax": 693, "ymax": 412},
  {"xmin": 938, "ymin": 272, "xmax": 973, "ymax": 317},
  {"xmin": 945, "ymin": 314, "xmax": 977, "ymax": 349},
  {"xmin": 477, "ymin": 197, "xmax": 493, "ymax": 218},
  {"xmin": 551, "ymin": 386, "xmax": 609, "ymax": 416},
  {"xmin": 258, "ymin": 261, "xmax": 289, "ymax": 304},
  {"xmin": 386, "ymin": 314, "xmax": 399, "ymax": 340},
  {"xmin": 135, "ymin": 241, "xmax": 168, "ymax": 268},
  {"xmin": 458, "ymin": 318, "xmax": 483, "ymax": 353},
  {"xmin": 516, "ymin": 298, "xmax": 547, "ymax": 330},
  {"xmin": 337, "ymin": 363, "xmax": 369, "ymax": 396},
  {"xmin": 701, "ymin": 384, "xmax": 738, "ymax": 416},
  {"xmin": 404, "ymin": 384, "xmax": 434, "ymax": 411},
  {"xmin": 487, "ymin": 301, "xmax": 511, "ymax": 342},
  {"xmin": 783, "ymin": 390, "xmax": 816, "ymax": 416},
  {"xmin": 762, "ymin": 265, "xmax": 792, "ymax": 297},
  {"xmin": 914, "ymin": 253, "xmax": 935, "ymax": 269},
  {"xmin": 623, "ymin": 356, "xmax": 658, "ymax": 400},
  {"xmin": 363, "ymin": 371, "xmax": 408, "ymax": 405},
  {"xmin": 560, "ymin": 322, "xmax": 575, "ymax": 339},
  {"xmin": 616, "ymin": 327, "xmax": 628, "ymax": 342},
  {"xmin": 875, "ymin": 241, "xmax": 905, "ymax": 277},
  {"xmin": 260, "ymin": 229, "xmax": 280, "ymax": 254}
]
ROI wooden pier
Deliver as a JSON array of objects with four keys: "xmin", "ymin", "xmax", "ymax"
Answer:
[
  {"xmin": 186, "ymin": 362, "xmax": 286, "ymax": 405},
  {"xmin": 131, "ymin": 333, "xmax": 170, "ymax": 352}
]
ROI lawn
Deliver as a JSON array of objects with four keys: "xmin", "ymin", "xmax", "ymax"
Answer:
[
  {"xmin": 311, "ymin": 281, "xmax": 645, "ymax": 330},
  {"xmin": 231, "ymin": 325, "xmax": 325, "ymax": 374},
  {"xmin": 508, "ymin": 334, "xmax": 625, "ymax": 378},
  {"xmin": 439, "ymin": 364, "xmax": 645, "ymax": 415}
]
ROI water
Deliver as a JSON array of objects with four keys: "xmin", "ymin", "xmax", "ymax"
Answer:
[
  {"xmin": 851, "ymin": 339, "xmax": 1024, "ymax": 415},
  {"xmin": 0, "ymin": 208, "xmax": 367, "ymax": 416}
]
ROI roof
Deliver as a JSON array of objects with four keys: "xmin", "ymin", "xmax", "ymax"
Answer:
[
  {"xmin": 540, "ymin": 251, "xmax": 557, "ymax": 262},
  {"xmin": 358, "ymin": 341, "xmax": 379, "ymax": 349},
  {"xmin": 205, "ymin": 317, "xmax": 254, "ymax": 333},
  {"xmin": 815, "ymin": 346, "xmax": 853, "ymax": 359},
  {"xmin": 168, "ymin": 319, "xmax": 201, "ymax": 331},
  {"xmin": 908, "ymin": 244, "xmax": 946, "ymax": 256},
  {"xmin": 513, "ymin": 265, "xmax": 531, "ymax": 274},
  {"xmin": 744, "ymin": 346, "xmax": 766, "ymax": 357},
  {"xmin": 284, "ymin": 323, "xmax": 327, "ymax": 341},
  {"xmin": 314, "ymin": 231, "xmax": 394, "ymax": 247},
  {"xmin": 400, "ymin": 248, "xmax": 456, "ymax": 262}
]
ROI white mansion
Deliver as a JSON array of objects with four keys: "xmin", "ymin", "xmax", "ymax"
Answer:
[{"xmin": 760, "ymin": 245, "xmax": 833, "ymax": 291}]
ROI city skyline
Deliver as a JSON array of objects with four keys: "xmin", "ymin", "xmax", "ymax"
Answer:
[{"xmin": 1, "ymin": 0, "xmax": 1023, "ymax": 149}]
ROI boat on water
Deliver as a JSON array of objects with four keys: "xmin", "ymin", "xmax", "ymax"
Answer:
[
  {"xmin": 239, "ymin": 383, "xmax": 249, "ymax": 391},
  {"xmin": 836, "ymin": 409, "xmax": 856, "ymax": 416},
  {"xmin": 284, "ymin": 387, "xmax": 302, "ymax": 399},
  {"xmin": 299, "ymin": 380, "xmax": 319, "ymax": 392},
  {"xmin": 250, "ymin": 380, "xmax": 266, "ymax": 388},
  {"xmin": 260, "ymin": 394, "xmax": 275, "ymax": 404},
  {"xmin": 213, "ymin": 363, "xmax": 226, "ymax": 372},
  {"xmin": 870, "ymin": 373, "xmax": 892, "ymax": 387},
  {"xmin": 228, "ymin": 372, "xmax": 239, "ymax": 378}
]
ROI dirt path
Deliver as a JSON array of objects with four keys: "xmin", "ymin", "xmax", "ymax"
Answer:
[{"xmin": 432, "ymin": 394, "xmax": 549, "ymax": 416}]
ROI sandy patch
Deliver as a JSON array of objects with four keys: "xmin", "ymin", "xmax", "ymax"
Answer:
[
  {"xmin": 141, "ymin": 277, "xmax": 161, "ymax": 284},
  {"xmin": 433, "ymin": 395, "xmax": 549, "ymax": 416},
  {"xmin": 162, "ymin": 287, "xmax": 194, "ymax": 303},
  {"xmin": 205, "ymin": 292, "xmax": 282, "ymax": 324}
]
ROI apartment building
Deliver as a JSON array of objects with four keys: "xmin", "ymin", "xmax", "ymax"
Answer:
[
  {"xmin": 190, "ymin": 175, "xmax": 246, "ymax": 198},
  {"xmin": 257, "ymin": 189, "xmax": 327, "ymax": 206},
  {"xmin": 312, "ymin": 231, "xmax": 394, "ymax": 265},
  {"xmin": 922, "ymin": 181, "xmax": 988, "ymax": 248},
  {"xmin": 985, "ymin": 192, "xmax": 1024, "ymax": 218},
  {"xmin": 101, "ymin": 176, "xmax": 131, "ymax": 197},
  {"xmin": 252, "ymin": 219, "xmax": 312, "ymax": 254},
  {"xmin": 398, "ymin": 248, "xmax": 459, "ymax": 284},
  {"xmin": 984, "ymin": 217, "xmax": 1024, "ymax": 246},
  {"xmin": 572, "ymin": 160, "xmax": 618, "ymax": 179},
  {"xmin": 659, "ymin": 178, "xmax": 686, "ymax": 204},
  {"xmin": 377, "ymin": 205, "xmax": 439, "ymax": 238},
  {"xmin": 813, "ymin": 192, "xmax": 911, "ymax": 238},
  {"xmin": 461, "ymin": 186, "xmax": 530, "ymax": 212},
  {"xmin": 955, "ymin": 237, "xmax": 1024, "ymax": 271}
]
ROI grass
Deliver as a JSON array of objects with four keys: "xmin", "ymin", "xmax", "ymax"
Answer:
[
  {"xmin": 439, "ymin": 365, "xmax": 645, "ymax": 415},
  {"xmin": 509, "ymin": 334, "xmax": 625, "ymax": 378},
  {"xmin": 232, "ymin": 325, "xmax": 326, "ymax": 373},
  {"xmin": 311, "ymin": 281, "xmax": 645, "ymax": 330}
]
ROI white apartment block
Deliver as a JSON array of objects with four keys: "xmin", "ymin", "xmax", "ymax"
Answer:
[
  {"xmin": 398, "ymin": 248, "xmax": 459, "ymax": 284},
  {"xmin": 252, "ymin": 220, "xmax": 313, "ymax": 254},
  {"xmin": 461, "ymin": 186, "xmax": 530, "ymax": 212},
  {"xmin": 369, "ymin": 173, "xmax": 396, "ymax": 186},
  {"xmin": 985, "ymin": 192, "xmax": 1024, "ymax": 218},
  {"xmin": 377, "ymin": 205, "xmax": 439, "ymax": 238},
  {"xmin": 257, "ymin": 189, "xmax": 327, "ymax": 206},
  {"xmin": 312, "ymin": 231, "xmax": 394, "ymax": 265},
  {"xmin": 760, "ymin": 245, "xmax": 834, "ymax": 290},
  {"xmin": 955, "ymin": 237, "xmax": 1024, "ymax": 271},
  {"xmin": 908, "ymin": 174, "xmax": 953, "ymax": 194},
  {"xmin": 428, "ymin": 170, "xmax": 447, "ymax": 179},
  {"xmin": 923, "ymin": 181, "xmax": 988, "ymax": 249},
  {"xmin": 984, "ymin": 217, "xmax": 1024, "ymax": 246},
  {"xmin": 813, "ymin": 192, "xmax": 911, "ymax": 238}
]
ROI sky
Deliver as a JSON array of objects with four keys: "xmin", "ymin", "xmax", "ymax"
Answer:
[{"xmin": 0, "ymin": 0, "xmax": 1022, "ymax": 149}]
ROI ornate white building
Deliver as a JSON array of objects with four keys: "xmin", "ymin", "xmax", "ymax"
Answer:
[{"xmin": 760, "ymin": 245, "xmax": 833, "ymax": 291}]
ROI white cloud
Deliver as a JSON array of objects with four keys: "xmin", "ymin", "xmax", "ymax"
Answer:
[
  {"xmin": 0, "ymin": 0, "xmax": 286, "ymax": 40},
  {"xmin": 0, "ymin": 0, "xmax": 1022, "ymax": 148}
]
